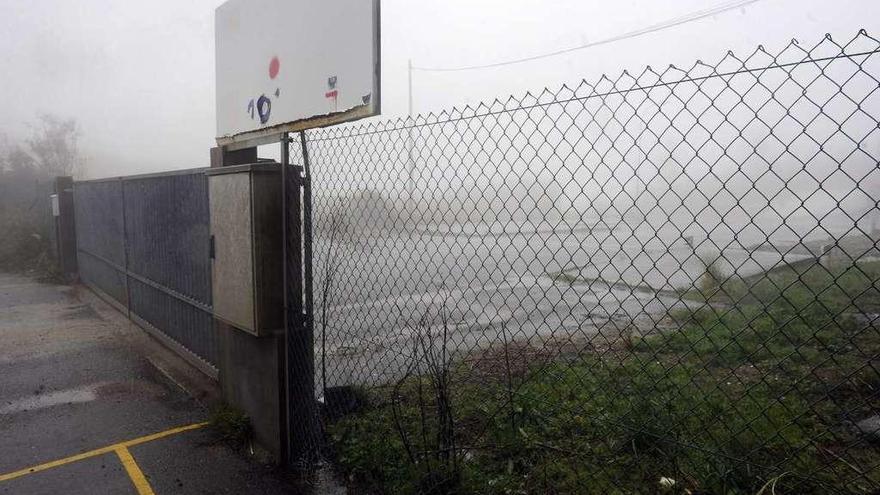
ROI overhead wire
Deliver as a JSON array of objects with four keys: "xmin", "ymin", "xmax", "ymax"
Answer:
[{"xmin": 411, "ymin": 0, "xmax": 766, "ymax": 72}]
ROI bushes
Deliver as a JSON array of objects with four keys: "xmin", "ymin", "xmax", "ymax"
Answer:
[
  {"xmin": 0, "ymin": 199, "xmax": 55, "ymax": 274},
  {"xmin": 0, "ymin": 114, "xmax": 81, "ymax": 275}
]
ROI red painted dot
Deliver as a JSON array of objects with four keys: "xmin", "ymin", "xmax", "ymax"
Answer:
[{"xmin": 269, "ymin": 56, "xmax": 280, "ymax": 79}]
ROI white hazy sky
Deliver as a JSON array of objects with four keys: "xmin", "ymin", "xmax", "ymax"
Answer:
[{"xmin": 1, "ymin": 0, "xmax": 878, "ymax": 178}]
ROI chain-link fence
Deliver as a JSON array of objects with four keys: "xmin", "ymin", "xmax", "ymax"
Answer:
[{"xmin": 291, "ymin": 31, "xmax": 880, "ymax": 493}]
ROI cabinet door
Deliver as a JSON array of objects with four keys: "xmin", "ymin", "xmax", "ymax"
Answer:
[{"xmin": 210, "ymin": 173, "xmax": 256, "ymax": 333}]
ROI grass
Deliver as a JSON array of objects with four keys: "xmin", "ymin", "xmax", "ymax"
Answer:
[
  {"xmin": 326, "ymin": 261, "xmax": 880, "ymax": 494},
  {"xmin": 208, "ymin": 402, "xmax": 253, "ymax": 450}
]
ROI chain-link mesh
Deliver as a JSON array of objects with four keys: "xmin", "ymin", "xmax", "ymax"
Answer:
[{"xmin": 291, "ymin": 31, "xmax": 880, "ymax": 493}]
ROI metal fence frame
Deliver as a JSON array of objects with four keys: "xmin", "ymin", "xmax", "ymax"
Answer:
[{"xmin": 73, "ymin": 168, "xmax": 217, "ymax": 377}]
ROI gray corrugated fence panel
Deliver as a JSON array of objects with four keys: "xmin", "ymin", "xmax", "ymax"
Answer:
[
  {"xmin": 122, "ymin": 169, "xmax": 215, "ymax": 364},
  {"xmin": 128, "ymin": 277, "xmax": 217, "ymax": 366},
  {"xmin": 73, "ymin": 180, "xmax": 125, "ymax": 266},
  {"xmin": 77, "ymin": 251, "xmax": 128, "ymax": 305},
  {"xmin": 122, "ymin": 171, "xmax": 211, "ymax": 304},
  {"xmin": 73, "ymin": 168, "xmax": 217, "ymax": 370},
  {"xmin": 73, "ymin": 179, "xmax": 127, "ymax": 306}
]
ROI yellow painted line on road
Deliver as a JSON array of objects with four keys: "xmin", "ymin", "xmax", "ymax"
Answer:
[
  {"xmin": 0, "ymin": 444, "xmax": 119, "ymax": 482},
  {"xmin": 116, "ymin": 446, "xmax": 155, "ymax": 495},
  {"xmin": 0, "ymin": 422, "xmax": 208, "ymax": 483},
  {"xmin": 118, "ymin": 422, "xmax": 208, "ymax": 449}
]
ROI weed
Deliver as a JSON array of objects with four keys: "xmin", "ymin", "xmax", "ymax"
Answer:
[
  {"xmin": 327, "ymin": 261, "xmax": 880, "ymax": 494},
  {"xmin": 697, "ymin": 250, "xmax": 726, "ymax": 297},
  {"xmin": 209, "ymin": 403, "xmax": 253, "ymax": 449}
]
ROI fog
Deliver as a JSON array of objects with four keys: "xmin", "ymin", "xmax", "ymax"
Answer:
[{"xmin": 1, "ymin": 0, "xmax": 879, "ymax": 179}]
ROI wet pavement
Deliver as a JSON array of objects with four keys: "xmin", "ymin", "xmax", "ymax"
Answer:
[{"xmin": 0, "ymin": 272, "xmax": 300, "ymax": 494}]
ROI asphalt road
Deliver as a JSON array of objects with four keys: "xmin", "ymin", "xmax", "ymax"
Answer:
[
  {"xmin": 0, "ymin": 272, "xmax": 304, "ymax": 494},
  {"xmin": 314, "ymin": 222, "xmax": 827, "ymax": 389},
  {"xmin": 315, "ymin": 226, "xmax": 689, "ymax": 389}
]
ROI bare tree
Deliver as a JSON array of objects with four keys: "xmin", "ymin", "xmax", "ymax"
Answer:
[
  {"xmin": 0, "ymin": 115, "xmax": 82, "ymax": 272},
  {"xmin": 26, "ymin": 114, "xmax": 83, "ymax": 177},
  {"xmin": 391, "ymin": 309, "xmax": 462, "ymax": 493}
]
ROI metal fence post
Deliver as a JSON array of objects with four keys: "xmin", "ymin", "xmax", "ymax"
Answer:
[
  {"xmin": 300, "ymin": 133, "xmax": 315, "ymax": 363},
  {"xmin": 52, "ymin": 176, "xmax": 78, "ymax": 280},
  {"xmin": 282, "ymin": 132, "xmax": 319, "ymax": 468},
  {"xmin": 119, "ymin": 177, "xmax": 131, "ymax": 317}
]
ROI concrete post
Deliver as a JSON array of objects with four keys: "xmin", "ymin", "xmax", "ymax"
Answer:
[
  {"xmin": 210, "ymin": 146, "xmax": 257, "ymax": 168},
  {"xmin": 53, "ymin": 176, "xmax": 78, "ymax": 280},
  {"xmin": 210, "ymin": 146, "xmax": 288, "ymax": 461}
]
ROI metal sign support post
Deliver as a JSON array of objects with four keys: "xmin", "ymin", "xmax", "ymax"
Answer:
[
  {"xmin": 299, "ymin": 130, "xmax": 315, "ymax": 347},
  {"xmin": 280, "ymin": 131, "xmax": 319, "ymax": 469},
  {"xmin": 279, "ymin": 133, "xmax": 291, "ymax": 466}
]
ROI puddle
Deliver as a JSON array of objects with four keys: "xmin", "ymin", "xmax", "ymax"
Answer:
[
  {"xmin": 0, "ymin": 385, "xmax": 98, "ymax": 415},
  {"xmin": 94, "ymin": 380, "xmax": 166, "ymax": 399},
  {"xmin": 61, "ymin": 304, "xmax": 102, "ymax": 321},
  {"xmin": 0, "ymin": 380, "xmax": 166, "ymax": 415}
]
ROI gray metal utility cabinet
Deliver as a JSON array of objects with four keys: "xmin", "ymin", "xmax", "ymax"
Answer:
[{"xmin": 207, "ymin": 163, "xmax": 283, "ymax": 336}]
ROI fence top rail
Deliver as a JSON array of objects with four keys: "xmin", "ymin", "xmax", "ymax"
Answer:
[
  {"xmin": 74, "ymin": 167, "xmax": 210, "ymax": 185},
  {"xmin": 304, "ymin": 29, "xmax": 880, "ymax": 143}
]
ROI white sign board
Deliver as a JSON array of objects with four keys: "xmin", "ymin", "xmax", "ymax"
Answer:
[{"xmin": 215, "ymin": 0, "xmax": 380, "ymax": 147}]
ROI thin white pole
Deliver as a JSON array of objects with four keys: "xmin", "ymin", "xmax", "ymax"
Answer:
[
  {"xmin": 406, "ymin": 59, "xmax": 414, "ymax": 195},
  {"xmin": 408, "ymin": 59, "xmax": 413, "ymax": 117}
]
